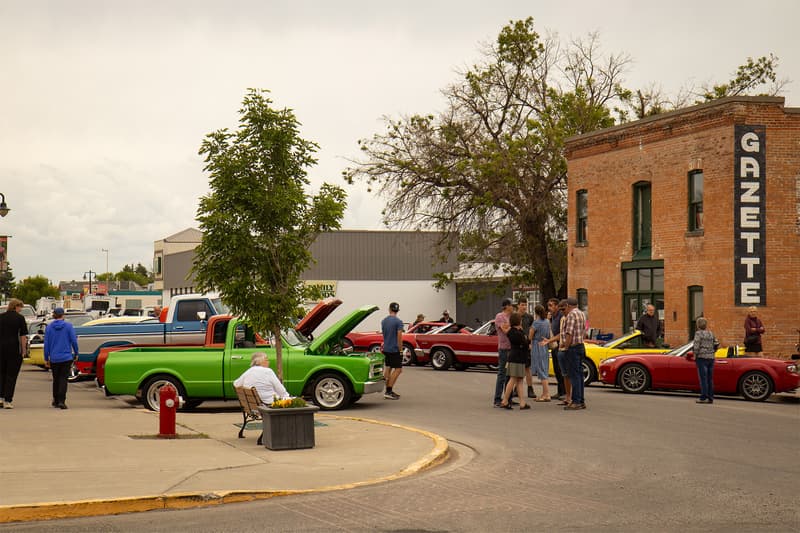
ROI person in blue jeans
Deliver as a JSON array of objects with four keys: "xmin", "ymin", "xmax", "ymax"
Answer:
[
  {"xmin": 562, "ymin": 297, "xmax": 587, "ymax": 410},
  {"xmin": 692, "ymin": 317, "xmax": 717, "ymax": 404},
  {"xmin": 493, "ymin": 298, "xmax": 514, "ymax": 407}
]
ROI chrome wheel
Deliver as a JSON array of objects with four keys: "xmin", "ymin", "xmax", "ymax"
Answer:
[
  {"xmin": 67, "ymin": 361, "xmax": 81, "ymax": 382},
  {"xmin": 401, "ymin": 345, "xmax": 416, "ymax": 366},
  {"xmin": 740, "ymin": 371, "xmax": 773, "ymax": 401},
  {"xmin": 619, "ymin": 364, "xmax": 650, "ymax": 393},
  {"xmin": 142, "ymin": 375, "xmax": 184, "ymax": 412},
  {"xmin": 313, "ymin": 373, "xmax": 352, "ymax": 410},
  {"xmin": 430, "ymin": 348, "xmax": 452, "ymax": 371}
]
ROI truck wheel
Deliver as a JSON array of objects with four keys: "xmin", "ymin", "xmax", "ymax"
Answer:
[
  {"xmin": 142, "ymin": 375, "xmax": 186, "ymax": 412},
  {"xmin": 312, "ymin": 372, "xmax": 352, "ymax": 410}
]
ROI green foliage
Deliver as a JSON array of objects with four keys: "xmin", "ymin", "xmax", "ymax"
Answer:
[
  {"xmin": 0, "ymin": 265, "xmax": 14, "ymax": 299},
  {"xmin": 346, "ymin": 18, "xmax": 627, "ymax": 299},
  {"xmin": 13, "ymin": 275, "xmax": 59, "ymax": 304},
  {"xmin": 700, "ymin": 54, "xmax": 783, "ymax": 101},
  {"xmin": 193, "ymin": 89, "xmax": 346, "ymax": 379}
]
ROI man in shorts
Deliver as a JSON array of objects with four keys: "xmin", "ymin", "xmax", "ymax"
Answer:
[{"xmin": 381, "ymin": 302, "xmax": 404, "ymax": 400}]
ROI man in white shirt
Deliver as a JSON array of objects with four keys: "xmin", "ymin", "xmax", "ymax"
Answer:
[{"xmin": 233, "ymin": 352, "xmax": 290, "ymax": 405}]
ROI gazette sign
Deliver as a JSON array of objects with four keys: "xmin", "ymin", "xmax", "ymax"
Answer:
[{"xmin": 734, "ymin": 125, "xmax": 766, "ymax": 305}]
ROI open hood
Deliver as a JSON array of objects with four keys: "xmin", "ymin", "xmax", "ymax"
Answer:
[
  {"xmin": 295, "ymin": 298, "xmax": 343, "ymax": 337},
  {"xmin": 308, "ymin": 304, "xmax": 379, "ymax": 354}
]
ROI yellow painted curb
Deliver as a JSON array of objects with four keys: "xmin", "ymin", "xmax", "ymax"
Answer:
[{"xmin": 0, "ymin": 414, "xmax": 448, "ymax": 524}]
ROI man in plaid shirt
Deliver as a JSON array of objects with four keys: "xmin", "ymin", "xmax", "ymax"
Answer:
[{"xmin": 562, "ymin": 297, "xmax": 587, "ymax": 410}]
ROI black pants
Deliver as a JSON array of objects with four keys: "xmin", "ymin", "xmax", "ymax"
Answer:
[
  {"xmin": 0, "ymin": 347, "xmax": 23, "ymax": 402},
  {"xmin": 51, "ymin": 361, "xmax": 71, "ymax": 405},
  {"xmin": 551, "ymin": 347, "xmax": 566, "ymax": 396}
]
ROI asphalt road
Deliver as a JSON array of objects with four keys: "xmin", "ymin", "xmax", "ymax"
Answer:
[{"xmin": 5, "ymin": 365, "xmax": 799, "ymax": 532}]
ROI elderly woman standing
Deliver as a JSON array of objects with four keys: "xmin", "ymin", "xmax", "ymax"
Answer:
[
  {"xmin": 743, "ymin": 307, "xmax": 765, "ymax": 356},
  {"xmin": 693, "ymin": 317, "xmax": 717, "ymax": 404}
]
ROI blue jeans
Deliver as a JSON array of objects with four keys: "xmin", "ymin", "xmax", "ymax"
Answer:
[
  {"xmin": 696, "ymin": 357, "xmax": 715, "ymax": 401},
  {"xmin": 494, "ymin": 349, "xmax": 509, "ymax": 404},
  {"xmin": 567, "ymin": 344, "xmax": 586, "ymax": 405}
]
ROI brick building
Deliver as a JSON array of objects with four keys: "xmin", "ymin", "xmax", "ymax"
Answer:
[{"xmin": 565, "ymin": 96, "xmax": 799, "ymax": 357}]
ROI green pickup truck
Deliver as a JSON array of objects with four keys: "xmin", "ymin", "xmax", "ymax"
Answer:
[{"xmin": 103, "ymin": 304, "xmax": 385, "ymax": 411}]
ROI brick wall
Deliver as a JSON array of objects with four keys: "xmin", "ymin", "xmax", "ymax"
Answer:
[{"xmin": 565, "ymin": 97, "xmax": 800, "ymax": 358}]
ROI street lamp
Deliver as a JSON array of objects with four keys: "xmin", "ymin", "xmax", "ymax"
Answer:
[
  {"xmin": 83, "ymin": 270, "xmax": 96, "ymax": 296},
  {"xmin": 101, "ymin": 248, "xmax": 109, "ymax": 291},
  {"xmin": 0, "ymin": 193, "xmax": 9, "ymax": 217}
]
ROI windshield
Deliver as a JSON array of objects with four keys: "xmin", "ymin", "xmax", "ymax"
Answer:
[
  {"xmin": 20, "ymin": 306, "xmax": 36, "ymax": 318},
  {"xmin": 283, "ymin": 327, "xmax": 309, "ymax": 347},
  {"xmin": 667, "ymin": 342, "xmax": 693, "ymax": 356},
  {"xmin": 210, "ymin": 298, "xmax": 230, "ymax": 315}
]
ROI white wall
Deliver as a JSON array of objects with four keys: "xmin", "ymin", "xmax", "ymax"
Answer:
[{"xmin": 314, "ymin": 280, "xmax": 457, "ymax": 333}]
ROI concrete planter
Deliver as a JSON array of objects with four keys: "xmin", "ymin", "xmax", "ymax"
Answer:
[{"xmin": 257, "ymin": 405, "xmax": 320, "ymax": 450}]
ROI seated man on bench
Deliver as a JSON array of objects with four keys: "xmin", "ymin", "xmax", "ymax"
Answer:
[{"xmin": 233, "ymin": 352, "xmax": 290, "ymax": 406}]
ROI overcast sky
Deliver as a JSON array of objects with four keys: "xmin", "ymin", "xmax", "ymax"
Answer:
[{"xmin": 1, "ymin": 0, "xmax": 797, "ymax": 285}]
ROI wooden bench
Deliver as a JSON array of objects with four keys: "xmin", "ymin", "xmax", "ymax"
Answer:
[{"xmin": 235, "ymin": 386, "xmax": 264, "ymax": 445}]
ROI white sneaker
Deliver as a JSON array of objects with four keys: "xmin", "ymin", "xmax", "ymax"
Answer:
[{"xmin": 3, "ymin": 402, "xmax": 13, "ymax": 409}]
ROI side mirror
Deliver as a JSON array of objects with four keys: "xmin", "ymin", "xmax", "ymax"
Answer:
[
  {"xmin": 197, "ymin": 311, "xmax": 207, "ymax": 321},
  {"xmin": 686, "ymin": 351, "xmax": 695, "ymax": 361}
]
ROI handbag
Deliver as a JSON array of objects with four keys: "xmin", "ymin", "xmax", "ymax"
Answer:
[{"xmin": 745, "ymin": 334, "xmax": 759, "ymax": 345}]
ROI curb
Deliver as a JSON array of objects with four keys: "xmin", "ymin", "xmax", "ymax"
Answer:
[{"xmin": 0, "ymin": 414, "xmax": 449, "ymax": 524}]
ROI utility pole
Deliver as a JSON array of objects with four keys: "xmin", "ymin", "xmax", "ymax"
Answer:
[{"xmin": 101, "ymin": 248, "xmax": 109, "ymax": 292}]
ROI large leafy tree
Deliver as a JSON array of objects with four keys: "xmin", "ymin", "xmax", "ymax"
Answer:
[
  {"xmin": 193, "ymin": 89, "xmax": 346, "ymax": 379},
  {"xmin": 345, "ymin": 19, "xmax": 628, "ymax": 299},
  {"xmin": 13, "ymin": 275, "xmax": 59, "ymax": 304}
]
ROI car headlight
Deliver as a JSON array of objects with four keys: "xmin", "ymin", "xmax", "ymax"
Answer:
[
  {"xmin": 602, "ymin": 357, "xmax": 617, "ymax": 365},
  {"xmin": 787, "ymin": 364, "xmax": 798, "ymax": 374}
]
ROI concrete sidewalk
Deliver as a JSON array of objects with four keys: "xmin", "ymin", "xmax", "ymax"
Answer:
[{"xmin": 0, "ymin": 367, "xmax": 448, "ymax": 524}]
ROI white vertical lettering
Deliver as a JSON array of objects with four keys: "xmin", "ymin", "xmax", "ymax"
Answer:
[
  {"xmin": 740, "ymin": 282, "xmax": 761, "ymax": 304},
  {"xmin": 741, "ymin": 257, "xmax": 760, "ymax": 278},
  {"xmin": 740, "ymin": 232, "xmax": 760, "ymax": 253},
  {"xmin": 739, "ymin": 182, "xmax": 760, "ymax": 202},
  {"xmin": 740, "ymin": 207, "xmax": 760, "ymax": 228},
  {"xmin": 741, "ymin": 132, "xmax": 760, "ymax": 152},
  {"xmin": 740, "ymin": 156, "xmax": 760, "ymax": 178}
]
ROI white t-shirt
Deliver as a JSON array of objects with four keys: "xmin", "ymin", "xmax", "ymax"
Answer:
[{"xmin": 233, "ymin": 365, "xmax": 290, "ymax": 405}]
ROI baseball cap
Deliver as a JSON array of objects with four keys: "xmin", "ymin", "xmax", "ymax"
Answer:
[{"xmin": 53, "ymin": 307, "xmax": 65, "ymax": 316}]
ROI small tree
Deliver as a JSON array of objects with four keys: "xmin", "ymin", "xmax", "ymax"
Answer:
[
  {"xmin": 193, "ymin": 89, "xmax": 346, "ymax": 379},
  {"xmin": 13, "ymin": 275, "xmax": 59, "ymax": 304}
]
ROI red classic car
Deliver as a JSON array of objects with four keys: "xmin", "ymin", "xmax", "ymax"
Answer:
[
  {"xmin": 414, "ymin": 320, "xmax": 502, "ymax": 371},
  {"xmin": 599, "ymin": 342, "xmax": 800, "ymax": 401},
  {"xmin": 344, "ymin": 321, "xmax": 448, "ymax": 366}
]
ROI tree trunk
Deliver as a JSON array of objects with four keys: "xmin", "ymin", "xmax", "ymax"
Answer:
[{"xmin": 273, "ymin": 326, "xmax": 284, "ymax": 381}]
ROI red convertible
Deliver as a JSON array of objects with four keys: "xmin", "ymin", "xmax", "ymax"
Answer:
[{"xmin": 599, "ymin": 342, "xmax": 800, "ymax": 401}]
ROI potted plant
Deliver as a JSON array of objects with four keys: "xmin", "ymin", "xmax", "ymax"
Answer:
[{"xmin": 257, "ymin": 397, "xmax": 320, "ymax": 450}]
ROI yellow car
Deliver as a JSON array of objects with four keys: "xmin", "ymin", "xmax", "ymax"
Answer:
[
  {"xmin": 25, "ymin": 344, "xmax": 46, "ymax": 368},
  {"xmin": 581, "ymin": 330, "xmax": 671, "ymax": 384}
]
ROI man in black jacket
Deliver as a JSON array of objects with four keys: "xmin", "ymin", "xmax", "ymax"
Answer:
[{"xmin": 636, "ymin": 304, "xmax": 663, "ymax": 348}]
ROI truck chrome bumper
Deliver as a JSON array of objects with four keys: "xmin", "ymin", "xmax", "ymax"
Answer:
[{"xmin": 363, "ymin": 380, "xmax": 385, "ymax": 394}]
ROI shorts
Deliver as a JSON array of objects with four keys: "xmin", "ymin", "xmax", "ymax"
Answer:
[
  {"xmin": 383, "ymin": 351, "xmax": 402, "ymax": 368},
  {"xmin": 506, "ymin": 362, "xmax": 526, "ymax": 378}
]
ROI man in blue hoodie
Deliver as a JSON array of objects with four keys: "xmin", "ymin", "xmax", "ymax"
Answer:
[{"xmin": 44, "ymin": 307, "xmax": 79, "ymax": 409}]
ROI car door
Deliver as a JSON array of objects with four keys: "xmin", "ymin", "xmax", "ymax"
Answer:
[
  {"xmin": 170, "ymin": 299, "xmax": 215, "ymax": 343},
  {"xmin": 666, "ymin": 354, "xmax": 700, "ymax": 390}
]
